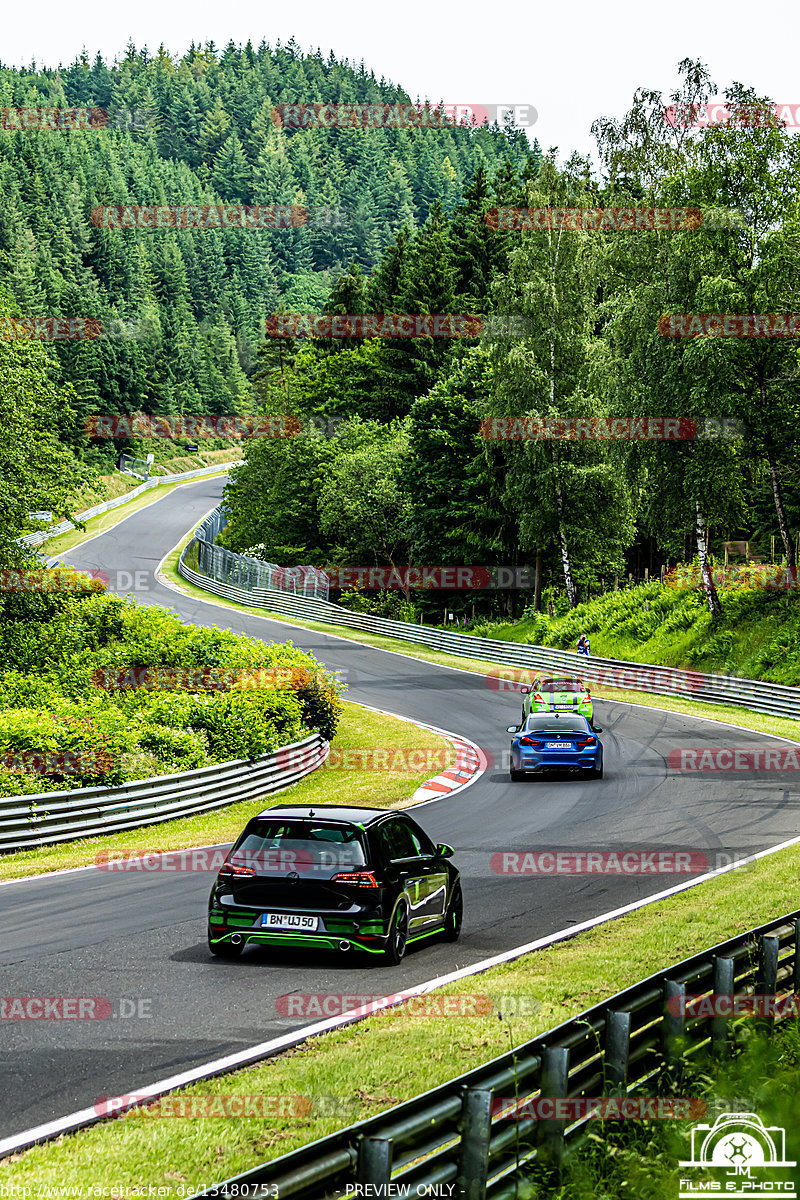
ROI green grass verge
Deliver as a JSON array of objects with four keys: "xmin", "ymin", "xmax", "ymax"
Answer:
[
  {"xmin": 3, "ymin": 829, "xmax": 798, "ymax": 1189},
  {"xmin": 160, "ymin": 552, "xmax": 800, "ymax": 746},
  {"xmin": 0, "ymin": 701, "xmax": 453, "ymax": 882}
]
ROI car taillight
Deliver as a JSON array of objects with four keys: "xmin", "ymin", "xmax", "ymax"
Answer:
[
  {"xmin": 331, "ymin": 872, "xmax": 380, "ymax": 889},
  {"xmin": 218, "ymin": 861, "xmax": 255, "ymax": 879},
  {"xmin": 519, "ymin": 737, "xmax": 543, "ymax": 747},
  {"xmin": 576, "ymin": 737, "xmax": 597, "ymax": 748}
]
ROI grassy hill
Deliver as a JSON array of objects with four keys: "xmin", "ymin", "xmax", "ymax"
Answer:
[{"xmin": 470, "ymin": 581, "xmax": 800, "ymax": 686}]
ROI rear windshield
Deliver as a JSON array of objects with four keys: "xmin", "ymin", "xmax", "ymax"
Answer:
[
  {"xmin": 231, "ymin": 820, "xmax": 367, "ymax": 873},
  {"xmin": 525, "ymin": 714, "xmax": 588, "ymax": 733},
  {"xmin": 539, "ymin": 679, "xmax": 585, "ymax": 693}
]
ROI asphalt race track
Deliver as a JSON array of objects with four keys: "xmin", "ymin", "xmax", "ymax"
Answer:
[{"xmin": 3, "ymin": 477, "xmax": 800, "ymax": 1141}]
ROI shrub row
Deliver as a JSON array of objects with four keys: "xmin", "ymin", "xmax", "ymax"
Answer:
[{"xmin": 0, "ymin": 582, "xmax": 343, "ymax": 796}]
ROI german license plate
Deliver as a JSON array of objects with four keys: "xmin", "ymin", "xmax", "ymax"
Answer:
[
  {"xmin": 546, "ymin": 742, "xmax": 572, "ymax": 749},
  {"xmin": 260, "ymin": 913, "xmax": 319, "ymax": 931}
]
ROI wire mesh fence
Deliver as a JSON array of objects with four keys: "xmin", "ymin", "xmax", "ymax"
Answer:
[
  {"xmin": 192, "ymin": 507, "xmax": 329, "ymax": 600},
  {"xmin": 119, "ymin": 451, "xmax": 151, "ymax": 480}
]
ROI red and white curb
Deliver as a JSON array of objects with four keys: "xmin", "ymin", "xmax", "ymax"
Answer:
[
  {"xmin": 413, "ymin": 736, "xmax": 485, "ymax": 802},
  {"xmin": 351, "ymin": 703, "xmax": 486, "ymax": 806}
]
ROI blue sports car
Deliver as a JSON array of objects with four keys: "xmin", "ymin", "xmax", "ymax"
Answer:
[{"xmin": 506, "ymin": 712, "xmax": 603, "ymax": 780}]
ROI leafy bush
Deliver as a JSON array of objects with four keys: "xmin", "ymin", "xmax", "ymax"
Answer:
[
  {"xmin": 134, "ymin": 725, "xmax": 210, "ymax": 772},
  {"xmin": 338, "ymin": 585, "xmax": 417, "ymax": 623},
  {"xmin": 197, "ymin": 691, "xmax": 306, "ymax": 760},
  {"xmin": 0, "ymin": 575, "xmax": 344, "ymax": 796}
]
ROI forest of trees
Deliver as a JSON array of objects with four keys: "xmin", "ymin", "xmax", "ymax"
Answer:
[
  {"xmin": 221, "ymin": 61, "xmax": 800, "ymax": 619},
  {"xmin": 0, "ymin": 38, "xmax": 530, "ymax": 474},
  {"xmin": 3, "ymin": 48, "xmax": 800, "ymax": 620}
]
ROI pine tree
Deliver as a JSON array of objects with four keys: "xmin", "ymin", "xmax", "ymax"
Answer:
[{"xmin": 212, "ymin": 132, "xmax": 252, "ymax": 201}]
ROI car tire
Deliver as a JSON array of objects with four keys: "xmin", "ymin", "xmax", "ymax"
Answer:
[
  {"xmin": 382, "ymin": 901, "xmax": 409, "ymax": 966},
  {"xmin": 594, "ymin": 760, "xmax": 604, "ymax": 779},
  {"xmin": 208, "ymin": 931, "xmax": 243, "ymax": 959},
  {"xmin": 441, "ymin": 882, "xmax": 463, "ymax": 942},
  {"xmin": 510, "ymin": 769, "xmax": 525, "ymax": 781}
]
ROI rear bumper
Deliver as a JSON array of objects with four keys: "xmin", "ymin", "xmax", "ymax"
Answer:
[
  {"xmin": 516, "ymin": 753, "xmax": 601, "ymax": 772},
  {"xmin": 208, "ymin": 904, "xmax": 387, "ymax": 953},
  {"xmin": 209, "ymin": 928, "xmax": 386, "ymax": 954},
  {"xmin": 529, "ymin": 704, "xmax": 594, "ymax": 721}
]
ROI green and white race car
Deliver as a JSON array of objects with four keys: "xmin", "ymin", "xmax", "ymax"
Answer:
[{"xmin": 520, "ymin": 676, "xmax": 594, "ymax": 725}]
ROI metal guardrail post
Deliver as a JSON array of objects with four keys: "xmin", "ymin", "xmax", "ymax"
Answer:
[
  {"xmin": 758, "ymin": 934, "xmax": 780, "ymax": 1032},
  {"xmin": 457, "ymin": 1088, "xmax": 493, "ymax": 1200},
  {"xmin": 759, "ymin": 933, "xmax": 780, "ymax": 995},
  {"xmin": 711, "ymin": 957, "xmax": 735, "ymax": 1057},
  {"xmin": 538, "ymin": 1046, "xmax": 569, "ymax": 1164},
  {"xmin": 663, "ymin": 979, "xmax": 685, "ymax": 1062},
  {"xmin": 357, "ymin": 1136, "xmax": 392, "ymax": 1186},
  {"xmin": 604, "ymin": 1010, "xmax": 631, "ymax": 1088},
  {"xmin": 793, "ymin": 919, "xmax": 800, "ymax": 995}
]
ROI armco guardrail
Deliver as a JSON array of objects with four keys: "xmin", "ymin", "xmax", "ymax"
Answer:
[
  {"xmin": 179, "ymin": 510, "xmax": 800, "ymax": 721},
  {"xmin": 0, "ymin": 732, "xmax": 326, "ymax": 852},
  {"xmin": 19, "ymin": 461, "xmax": 243, "ymax": 548},
  {"xmin": 199, "ymin": 909, "xmax": 800, "ymax": 1199}
]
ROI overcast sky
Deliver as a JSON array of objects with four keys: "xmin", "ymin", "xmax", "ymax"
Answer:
[{"xmin": 4, "ymin": 0, "xmax": 799, "ymax": 162}]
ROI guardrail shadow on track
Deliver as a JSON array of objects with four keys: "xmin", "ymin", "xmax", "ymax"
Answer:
[
  {"xmin": 179, "ymin": 506, "xmax": 800, "ymax": 722},
  {"xmin": 198, "ymin": 910, "xmax": 800, "ymax": 1199}
]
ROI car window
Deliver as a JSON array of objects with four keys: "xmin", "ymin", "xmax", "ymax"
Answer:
[
  {"xmin": 540, "ymin": 678, "xmax": 584, "ymax": 692},
  {"xmin": 376, "ymin": 818, "xmax": 422, "ymax": 861},
  {"xmin": 403, "ymin": 819, "xmax": 436, "ymax": 857},
  {"xmin": 524, "ymin": 714, "xmax": 588, "ymax": 733},
  {"xmin": 232, "ymin": 821, "xmax": 367, "ymax": 871}
]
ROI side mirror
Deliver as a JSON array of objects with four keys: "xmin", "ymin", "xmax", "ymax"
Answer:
[
  {"xmin": 593, "ymin": 727, "xmax": 603, "ymax": 734},
  {"xmin": 507, "ymin": 725, "xmax": 520, "ymax": 734},
  {"xmin": 436, "ymin": 843, "xmax": 455, "ymax": 859},
  {"xmin": 520, "ymin": 686, "xmax": 531, "ymax": 695}
]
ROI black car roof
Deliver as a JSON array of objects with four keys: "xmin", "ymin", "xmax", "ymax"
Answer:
[{"xmin": 254, "ymin": 805, "xmax": 394, "ymax": 825}]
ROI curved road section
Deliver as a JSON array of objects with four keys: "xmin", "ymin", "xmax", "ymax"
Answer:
[{"xmin": 2, "ymin": 477, "xmax": 799, "ymax": 1141}]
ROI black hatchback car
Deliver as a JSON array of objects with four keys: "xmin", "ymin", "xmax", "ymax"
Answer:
[{"xmin": 208, "ymin": 805, "xmax": 462, "ymax": 965}]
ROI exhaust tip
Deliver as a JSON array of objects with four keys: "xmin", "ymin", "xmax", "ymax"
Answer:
[
  {"xmin": 338, "ymin": 940, "xmax": 351, "ymax": 952},
  {"xmin": 231, "ymin": 933, "xmax": 243, "ymax": 946}
]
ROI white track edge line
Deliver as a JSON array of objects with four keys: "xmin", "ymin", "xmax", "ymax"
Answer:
[{"xmin": 5, "ymin": 827, "xmax": 800, "ymax": 1160}]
